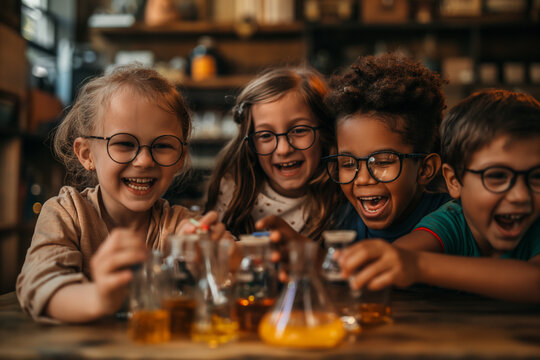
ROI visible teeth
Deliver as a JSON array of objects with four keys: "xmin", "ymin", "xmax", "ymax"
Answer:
[
  {"xmin": 499, "ymin": 214, "xmax": 524, "ymax": 220},
  {"xmin": 126, "ymin": 177, "xmax": 153, "ymax": 184},
  {"xmin": 279, "ymin": 161, "xmax": 298, "ymax": 168},
  {"xmin": 127, "ymin": 184, "xmax": 150, "ymax": 191},
  {"xmin": 360, "ymin": 196, "xmax": 382, "ymax": 201}
]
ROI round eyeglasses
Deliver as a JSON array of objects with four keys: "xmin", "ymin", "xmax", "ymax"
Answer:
[
  {"xmin": 83, "ymin": 133, "xmax": 186, "ymax": 167},
  {"xmin": 464, "ymin": 166, "xmax": 540, "ymax": 193},
  {"xmin": 322, "ymin": 151, "xmax": 427, "ymax": 184},
  {"xmin": 244, "ymin": 125, "xmax": 321, "ymax": 156}
]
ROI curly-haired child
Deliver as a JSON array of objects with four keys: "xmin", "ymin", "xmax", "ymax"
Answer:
[{"xmin": 324, "ymin": 53, "xmax": 451, "ymax": 242}]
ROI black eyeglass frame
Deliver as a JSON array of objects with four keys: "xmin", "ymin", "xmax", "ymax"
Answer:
[
  {"xmin": 243, "ymin": 125, "xmax": 322, "ymax": 156},
  {"xmin": 464, "ymin": 165, "xmax": 540, "ymax": 194},
  {"xmin": 322, "ymin": 151, "xmax": 427, "ymax": 184},
  {"xmin": 83, "ymin": 133, "xmax": 187, "ymax": 167}
]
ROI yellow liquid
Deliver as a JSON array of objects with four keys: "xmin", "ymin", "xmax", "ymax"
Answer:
[
  {"xmin": 191, "ymin": 315, "xmax": 239, "ymax": 348},
  {"xmin": 358, "ymin": 303, "xmax": 392, "ymax": 325},
  {"xmin": 258, "ymin": 311, "xmax": 346, "ymax": 349},
  {"xmin": 128, "ymin": 309, "xmax": 171, "ymax": 343}
]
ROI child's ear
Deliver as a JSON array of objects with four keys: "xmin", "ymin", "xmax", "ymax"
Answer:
[
  {"xmin": 442, "ymin": 163, "xmax": 462, "ymax": 199},
  {"xmin": 73, "ymin": 137, "xmax": 95, "ymax": 171},
  {"xmin": 417, "ymin": 153, "xmax": 441, "ymax": 185}
]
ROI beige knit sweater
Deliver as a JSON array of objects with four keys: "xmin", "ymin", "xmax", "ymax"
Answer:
[{"xmin": 16, "ymin": 185, "xmax": 195, "ymax": 323}]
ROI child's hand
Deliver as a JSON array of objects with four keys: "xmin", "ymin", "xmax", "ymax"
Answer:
[
  {"xmin": 336, "ymin": 239, "xmax": 420, "ymax": 291},
  {"xmin": 255, "ymin": 215, "xmax": 309, "ymax": 260},
  {"xmin": 90, "ymin": 228, "xmax": 148, "ymax": 316},
  {"xmin": 178, "ymin": 210, "xmax": 232, "ymax": 242},
  {"xmin": 255, "ymin": 215, "xmax": 310, "ymax": 282}
]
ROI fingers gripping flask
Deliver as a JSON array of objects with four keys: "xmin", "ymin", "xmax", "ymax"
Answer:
[
  {"xmin": 235, "ymin": 234, "xmax": 277, "ymax": 332},
  {"xmin": 258, "ymin": 241, "xmax": 346, "ymax": 349}
]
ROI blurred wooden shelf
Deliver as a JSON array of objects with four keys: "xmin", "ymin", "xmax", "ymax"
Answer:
[
  {"xmin": 176, "ymin": 74, "xmax": 253, "ymax": 90},
  {"xmin": 91, "ymin": 21, "xmax": 304, "ymax": 38}
]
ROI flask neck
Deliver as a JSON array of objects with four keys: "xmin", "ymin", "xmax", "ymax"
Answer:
[{"xmin": 288, "ymin": 241, "xmax": 318, "ymax": 278}]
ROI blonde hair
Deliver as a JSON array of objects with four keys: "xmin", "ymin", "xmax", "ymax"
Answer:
[
  {"xmin": 205, "ymin": 67, "xmax": 344, "ymax": 240},
  {"xmin": 54, "ymin": 64, "xmax": 192, "ymax": 188}
]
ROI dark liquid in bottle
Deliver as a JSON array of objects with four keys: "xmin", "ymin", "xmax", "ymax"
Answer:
[{"xmin": 235, "ymin": 297, "xmax": 275, "ymax": 332}]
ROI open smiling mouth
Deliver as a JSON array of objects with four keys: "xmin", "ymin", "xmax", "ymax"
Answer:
[
  {"xmin": 122, "ymin": 177, "xmax": 156, "ymax": 191},
  {"xmin": 359, "ymin": 196, "xmax": 388, "ymax": 214},
  {"xmin": 275, "ymin": 160, "xmax": 303, "ymax": 171},
  {"xmin": 494, "ymin": 213, "xmax": 526, "ymax": 234}
]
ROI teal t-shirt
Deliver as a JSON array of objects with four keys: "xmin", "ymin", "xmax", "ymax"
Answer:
[{"xmin": 414, "ymin": 200, "xmax": 540, "ymax": 260}]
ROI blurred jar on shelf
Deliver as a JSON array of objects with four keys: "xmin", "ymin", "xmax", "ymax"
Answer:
[{"xmin": 188, "ymin": 36, "xmax": 225, "ymax": 81}]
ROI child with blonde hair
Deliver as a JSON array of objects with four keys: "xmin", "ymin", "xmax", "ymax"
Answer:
[{"xmin": 17, "ymin": 65, "xmax": 227, "ymax": 323}]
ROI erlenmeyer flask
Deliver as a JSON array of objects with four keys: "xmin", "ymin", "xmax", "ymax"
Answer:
[
  {"xmin": 128, "ymin": 250, "xmax": 171, "ymax": 343},
  {"xmin": 235, "ymin": 234, "xmax": 277, "ymax": 332},
  {"xmin": 162, "ymin": 233, "xmax": 198, "ymax": 338},
  {"xmin": 191, "ymin": 233, "xmax": 239, "ymax": 347},
  {"xmin": 320, "ymin": 230, "xmax": 360, "ymax": 332},
  {"xmin": 258, "ymin": 241, "xmax": 346, "ymax": 349}
]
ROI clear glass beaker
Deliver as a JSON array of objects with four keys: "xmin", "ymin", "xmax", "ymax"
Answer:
[
  {"xmin": 235, "ymin": 234, "xmax": 277, "ymax": 332},
  {"xmin": 128, "ymin": 250, "xmax": 171, "ymax": 343},
  {"xmin": 320, "ymin": 230, "xmax": 360, "ymax": 332},
  {"xmin": 162, "ymin": 233, "xmax": 198, "ymax": 338},
  {"xmin": 258, "ymin": 241, "xmax": 346, "ymax": 349},
  {"xmin": 191, "ymin": 234, "xmax": 239, "ymax": 347}
]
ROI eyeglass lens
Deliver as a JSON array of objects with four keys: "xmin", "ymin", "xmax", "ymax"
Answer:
[
  {"xmin": 326, "ymin": 153, "xmax": 402, "ymax": 184},
  {"xmin": 482, "ymin": 167, "xmax": 540, "ymax": 193},
  {"xmin": 251, "ymin": 126, "xmax": 316, "ymax": 155},
  {"xmin": 107, "ymin": 133, "xmax": 183, "ymax": 166}
]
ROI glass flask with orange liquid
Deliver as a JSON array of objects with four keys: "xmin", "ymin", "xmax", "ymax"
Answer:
[
  {"xmin": 235, "ymin": 234, "xmax": 277, "ymax": 332},
  {"xmin": 258, "ymin": 241, "xmax": 346, "ymax": 349},
  {"xmin": 320, "ymin": 230, "xmax": 360, "ymax": 332},
  {"xmin": 128, "ymin": 250, "xmax": 171, "ymax": 343},
  {"xmin": 162, "ymin": 233, "xmax": 198, "ymax": 338},
  {"xmin": 191, "ymin": 233, "xmax": 239, "ymax": 347}
]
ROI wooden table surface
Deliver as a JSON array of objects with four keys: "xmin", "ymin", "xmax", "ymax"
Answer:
[{"xmin": 1, "ymin": 288, "xmax": 539, "ymax": 359}]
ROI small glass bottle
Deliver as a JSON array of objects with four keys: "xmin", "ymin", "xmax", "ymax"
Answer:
[
  {"xmin": 191, "ymin": 231, "xmax": 239, "ymax": 347},
  {"xmin": 320, "ymin": 230, "xmax": 359, "ymax": 332},
  {"xmin": 235, "ymin": 234, "xmax": 277, "ymax": 332},
  {"xmin": 162, "ymin": 233, "xmax": 198, "ymax": 338},
  {"xmin": 258, "ymin": 241, "xmax": 346, "ymax": 349},
  {"xmin": 128, "ymin": 250, "xmax": 171, "ymax": 343}
]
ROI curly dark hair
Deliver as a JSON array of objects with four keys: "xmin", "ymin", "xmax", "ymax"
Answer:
[{"xmin": 325, "ymin": 53, "xmax": 447, "ymax": 154}]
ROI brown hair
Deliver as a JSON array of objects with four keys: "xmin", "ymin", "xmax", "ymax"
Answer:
[
  {"xmin": 205, "ymin": 67, "xmax": 343, "ymax": 239},
  {"xmin": 441, "ymin": 89, "xmax": 540, "ymax": 180},
  {"xmin": 53, "ymin": 64, "xmax": 192, "ymax": 189}
]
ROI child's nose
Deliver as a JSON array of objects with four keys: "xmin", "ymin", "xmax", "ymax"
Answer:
[
  {"xmin": 274, "ymin": 135, "xmax": 294, "ymax": 155},
  {"xmin": 354, "ymin": 162, "xmax": 378, "ymax": 185},
  {"xmin": 506, "ymin": 176, "xmax": 532, "ymax": 204},
  {"xmin": 132, "ymin": 146, "xmax": 155, "ymax": 167}
]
